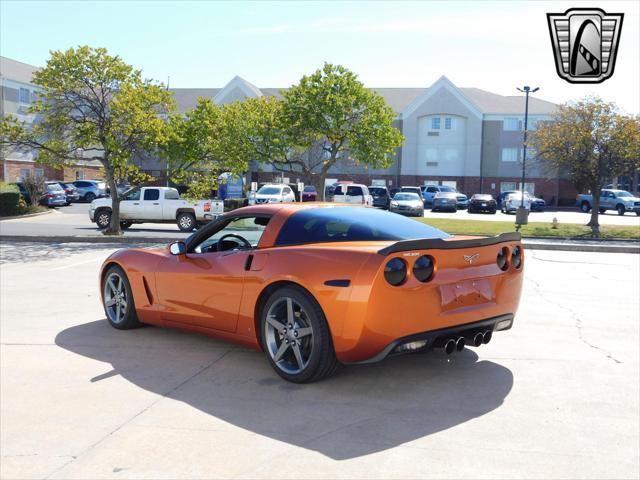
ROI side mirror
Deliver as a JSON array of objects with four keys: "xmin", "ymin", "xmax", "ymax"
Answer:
[{"xmin": 169, "ymin": 241, "xmax": 186, "ymax": 255}]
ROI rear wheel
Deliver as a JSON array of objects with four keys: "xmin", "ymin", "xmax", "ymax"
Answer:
[
  {"xmin": 260, "ymin": 286, "xmax": 339, "ymax": 383},
  {"xmin": 120, "ymin": 221, "xmax": 133, "ymax": 230},
  {"xmin": 616, "ymin": 204, "xmax": 625, "ymax": 216},
  {"xmin": 103, "ymin": 266, "xmax": 140, "ymax": 330},
  {"xmin": 599, "ymin": 208, "xmax": 606, "ymax": 214},
  {"xmin": 85, "ymin": 192, "xmax": 96, "ymax": 203},
  {"xmin": 580, "ymin": 202, "xmax": 590, "ymax": 213},
  {"xmin": 95, "ymin": 209, "xmax": 111, "ymax": 229},
  {"xmin": 177, "ymin": 212, "xmax": 196, "ymax": 231}
]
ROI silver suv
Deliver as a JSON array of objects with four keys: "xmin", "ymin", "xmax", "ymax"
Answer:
[{"xmin": 72, "ymin": 180, "xmax": 107, "ymax": 202}]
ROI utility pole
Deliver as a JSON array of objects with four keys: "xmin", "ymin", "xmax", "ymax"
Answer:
[{"xmin": 515, "ymin": 85, "xmax": 539, "ymax": 230}]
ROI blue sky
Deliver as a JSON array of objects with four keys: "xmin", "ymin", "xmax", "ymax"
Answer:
[{"xmin": 1, "ymin": 0, "xmax": 638, "ymax": 113}]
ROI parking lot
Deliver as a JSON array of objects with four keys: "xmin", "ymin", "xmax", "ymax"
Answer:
[
  {"xmin": 0, "ymin": 202, "xmax": 638, "ymax": 240},
  {"xmin": 1, "ymin": 242, "xmax": 638, "ymax": 479}
]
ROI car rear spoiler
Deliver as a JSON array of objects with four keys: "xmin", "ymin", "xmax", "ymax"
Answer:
[{"xmin": 378, "ymin": 232, "xmax": 521, "ymax": 256}]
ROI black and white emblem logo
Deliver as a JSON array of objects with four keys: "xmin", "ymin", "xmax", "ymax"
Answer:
[{"xmin": 547, "ymin": 8, "xmax": 624, "ymax": 83}]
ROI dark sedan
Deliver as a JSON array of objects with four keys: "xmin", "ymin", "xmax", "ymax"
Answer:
[
  {"xmin": 467, "ymin": 194, "xmax": 497, "ymax": 214},
  {"xmin": 368, "ymin": 186, "xmax": 390, "ymax": 209},
  {"xmin": 301, "ymin": 185, "xmax": 317, "ymax": 202}
]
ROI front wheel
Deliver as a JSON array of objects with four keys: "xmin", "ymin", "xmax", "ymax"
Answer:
[
  {"xmin": 103, "ymin": 266, "xmax": 141, "ymax": 330},
  {"xmin": 580, "ymin": 202, "xmax": 590, "ymax": 213},
  {"xmin": 95, "ymin": 209, "xmax": 111, "ymax": 229},
  {"xmin": 617, "ymin": 204, "xmax": 626, "ymax": 216},
  {"xmin": 599, "ymin": 208, "xmax": 606, "ymax": 214},
  {"xmin": 120, "ymin": 221, "xmax": 133, "ymax": 230},
  {"xmin": 177, "ymin": 212, "xmax": 196, "ymax": 232},
  {"xmin": 260, "ymin": 286, "xmax": 339, "ymax": 383}
]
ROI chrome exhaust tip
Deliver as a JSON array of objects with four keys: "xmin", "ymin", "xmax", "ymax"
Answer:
[
  {"xmin": 456, "ymin": 337, "xmax": 466, "ymax": 352},
  {"xmin": 472, "ymin": 332, "xmax": 484, "ymax": 347},
  {"xmin": 482, "ymin": 330, "xmax": 493, "ymax": 344},
  {"xmin": 444, "ymin": 339, "xmax": 456, "ymax": 355}
]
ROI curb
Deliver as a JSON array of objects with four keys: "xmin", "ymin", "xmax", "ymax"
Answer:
[
  {"xmin": 0, "ymin": 210, "xmax": 53, "ymax": 221},
  {"xmin": 1, "ymin": 234, "xmax": 638, "ymax": 254}
]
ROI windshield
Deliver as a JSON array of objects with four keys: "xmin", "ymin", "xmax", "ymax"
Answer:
[
  {"xmin": 275, "ymin": 207, "xmax": 449, "ymax": 246},
  {"xmin": 439, "ymin": 186, "xmax": 456, "ymax": 192},
  {"xmin": 369, "ymin": 187, "xmax": 387, "ymax": 196},
  {"xmin": 47, "ymin": 183, "xmax": 64, "ymax": 192},
  {"xmin": 615, "ymin": 191, "xmax": 633, "ymax": 197},
  {"xmin": 303, "ymin": 186, "xmax": 316, "ymax": 192},
  {"xmin": 257, "ymin": 186, "xmax": 282, "ymax": 195},
  {"xmin": 394, "ymin": 193, "xmax": 420, "ymax": 201},
  {"xmin": 435, "ymin": 192, "xmax": 457, "ymax": 198}
]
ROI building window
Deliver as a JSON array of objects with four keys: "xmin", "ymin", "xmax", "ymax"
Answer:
[
  {"xmin": 431, "ymin": 117, "xmax": 441, "ymax": 130},
  {"xmin": 34, "ymin": 168, "xmax": 44, "ymax": 179},
  {"xmin": 445, "ymin": 117, "xmax": 453, "ymax": 130},
  {"xmin": 425, "ymin": 148, "xmax": 438, "ymax": 162},
  {"xmin": 441, "ymin": 181, "xmax": 457, "ymax": 188},
  {"xmin": 501, "ymin": 148, "xmax": 519, "ymax": 162},
  {"xmin": 19, "ymin": 88, "xmax": 30, "ymax": 104},
  {"xmin": 503, "ymin": 118, "xmax": 519, "ymax": 131},
  {"xmin": 75, "ymin": 170, "xmax": 85, "ymax": 180},
  {"xmin": 19, "ymin": 168, "xmax": 30, "ymax": 181},
  {"xmin": 500, "ymin": 182, "xmax": 517, "ymax": 192},
  {"xmin": 519, "ymin": 182, "xmax": 535, "ymax": 195}
]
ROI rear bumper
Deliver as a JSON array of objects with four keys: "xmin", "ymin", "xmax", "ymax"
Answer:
[{"xmin": 349, "ymin": 314, "xmax": 514, "ymax": 364}]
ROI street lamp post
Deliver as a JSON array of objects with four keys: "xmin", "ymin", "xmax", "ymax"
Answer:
[{"xmin": 516, "ymin": 86, "xmax": 539, "ymax": 207}]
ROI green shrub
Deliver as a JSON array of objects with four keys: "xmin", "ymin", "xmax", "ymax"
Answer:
[
  {"xmin": 0, "ymin": 191, "xmax": 21, "ymax": 216},
  {"xmin": 223, "ymin": 198, "xmax": 249, "ymax": 212},
  {"xmin": 0, "ymin": 182, "xmax": 19, "ymax": 194}
]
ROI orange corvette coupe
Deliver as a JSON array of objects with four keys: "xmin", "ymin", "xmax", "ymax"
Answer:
[{"xmin": 100, "ymin": 203, "xmax": 523, "ymax": 382}]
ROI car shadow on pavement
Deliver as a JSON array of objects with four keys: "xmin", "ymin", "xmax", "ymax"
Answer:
[{"xmin": 55, "ymin": 320, "xmax": 513, "ymax": 460}]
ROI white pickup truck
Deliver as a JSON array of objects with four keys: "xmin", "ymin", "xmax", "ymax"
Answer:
[{"xmin": 89, "ymin": 186, "xmax": 224, "ymax": 231}]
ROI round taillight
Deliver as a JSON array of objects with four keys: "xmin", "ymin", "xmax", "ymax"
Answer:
[
  {"xmin": 413, "ymin": 255, "xmax": 435, "ymax": 282},
  {"xmin": 384, "ymin": 258, "xmax": 407, "ymax": 286},
  {"xmin": 497, "ymin": 247, "xmax": 509, "ymax": 271},
  {"xmin": 511, "ymin": 246, "xmax": 522, "ymax": 269}
]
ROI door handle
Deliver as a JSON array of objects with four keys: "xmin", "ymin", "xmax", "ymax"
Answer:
[
  {"xmin": 133, "ymin": 202, "xmax": 140, "ymax": 205},
  {"xmin": 153, "ymin": 203, "xmax": 160, "ymax": 205}
]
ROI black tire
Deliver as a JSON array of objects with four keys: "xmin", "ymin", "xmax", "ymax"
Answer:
[
  {"xmin": 85, "ymin": 192, "xmax": 96, "ymax": 203},
  {"xmin": 260, "ymin": 286, "xmax": 339, "ymax": 383},
  {"xmin": 102, "ymin": 265, "xmax": 141, "ymax": 330},
  {"xmin": 616, "ymin": 204, "xmax": 625, "ymax": 216},
  {"xmin": 120, "ymin": 221, "xmax": 133, "ymax": 230},
  {"xmin": 636, "ymin": 211, "xmax": 640, "ymax": 216},
  {"xmin": 599, "ymin": 208, "xmax": 606, "ymax": 214},
  {"xmin": 177, "ymin": 212, "xmax": 196, "ymax": 232},
  {"xmin": 95, "ymin": 209, "xmax": 111, "ymax": 229},
  {"xmin": 490, "ymin": 209, "xmax": 497, "ymax": 214},
  {"xmin": 580, "ymin": 202, "xmax": 590, "ymax": 213}
]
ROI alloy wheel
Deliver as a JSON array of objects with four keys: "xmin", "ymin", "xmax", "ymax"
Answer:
[
  {"xmin": 265, "ymin": 297, "xmax": 314, "ymax": 374},
  {"xmin": 104, "ymin": 272, "xmax": 128, "ymax": 324},
  {"xmin": 97, "ymin": 211, "xmax": 111, "ymax": 228}
]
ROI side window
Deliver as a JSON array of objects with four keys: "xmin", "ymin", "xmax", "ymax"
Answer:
[
  {"xmin": 194, "ymin": 216, "xmax": 271, "ymax": 253},
  {"xmin": 123, "ymin": 188, "xmax": 141, "ymax": 201},
  {"xmin": 164, "ymin": 189, "xmax": 180, "ymax": 200},
  {"xmin": 427, "ymin": 187, "xmax": 437, "ymax": 193},
  {"xmin": 75, "ymin": 181, "xmax": 88, "ymax": 188},
  {"xmin": 347, "ymin": 186, "xmax": 363, "ymax": 196},
  {"xmin": 283, "ymin": 187, "xmax": 292, "ymax": 195},
  {"xmin": 143, "ymin": 189, "xmax": 160, "ymax": 201},
  {"xmin": 334, "ymin": 185, "xmax": 343, "ymax": 195}
]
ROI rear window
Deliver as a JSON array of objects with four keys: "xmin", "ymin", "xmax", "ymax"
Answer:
[
  {"xmin": 369, "ymin": 187, "xmax": 387, "ymax": 196},
  {"xmin": 164, "ymin": 189, "xmax": 180, "ymax": 200},
  {"xmin": 46, "ymin": 183, "xmax": 64, "ymax": 192},
  {"xmin": 275, "ymin": 207, "xmax": 449, "ymax": 246}
]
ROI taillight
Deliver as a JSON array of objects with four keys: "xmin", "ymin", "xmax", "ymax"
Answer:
[
  {"xmin": 413, "ymin": 255, "xmax": 435, "ymax": 282},
  {"xmin": 497, "ymin": 247, "xmax": 509, "ymax": 271},
  {"xmin": 46, "ymin": 193, "xmax": 54, "ymax": 198},
  {"xmin": 204, "ymin": 202, "xmax": 211, "ymax": 212},
  {"xmin": 511, "ymin": 246, "xmax": 522, "ymax": 269},
  {"xmin": 384, "ymin": 258, "xmax": 407, "ymax": 286}
]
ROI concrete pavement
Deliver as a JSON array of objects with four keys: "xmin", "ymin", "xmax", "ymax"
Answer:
[{"xmin": 0, "ymin": 243, "xmax": 638, "ymax": 479}]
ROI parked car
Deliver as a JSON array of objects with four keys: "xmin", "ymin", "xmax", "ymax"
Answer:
[
  {"xmin": 250, "ymin": 184, "xmax": 296, "ymax": 205},
  {"xmin": 89, "ymin": 186, "xmax": 224, "ymax": 231},
  {"xmin": 400, "ymin": 186, "xmax": 423, "ymax": 197},
  {"xmin": 501, "ymin": 192, "xmax": 532, "ymax": 214},
  {"xmin": 390, "ymin": 192, "xmax": 424, "ymax": 217},
  {"xmin": 422, "ymin": 184, "xmax": 468, "ymax": 208},
  {"xmin": 529, "ymin": 195, "xmax": 546, "ymax": 212},
  {"xmin": 467, "ymin": 194, "xmax": 497, "ymax": 214},
  {"xmin": 14, "ymin": 182, "xmax": 32, "ymax": 205},
  {"xmin": 368, "ymin": 186, "xmax": 391, "ymax": 209},
  {"xmin": 59, "ymin": 182, "xmax": 81, "ymax": 204},
  {"xmin": 576, "ymin": 189, "xmax": 640, "ymax": 216},
  {"xmin": 332, "ymin": 184, "xmax": 373, "ymax": 206},
  {"xmin": 72, "ymin": 180, "xmax": 107, "ymax": 202},
  {"xmin": 431, "ymin": 192, "xmax": 458, "ymax": 212},
  {"xmin": 100, "ymin": 203, "xmax": 523, "ymax": 382},
  {"xmin": 41, "ymin": 182, "xmax": 68, "ymax": 207},
  {"xmin": 301, "ymin": 185, "xmax": 317, "ymax": 202}
]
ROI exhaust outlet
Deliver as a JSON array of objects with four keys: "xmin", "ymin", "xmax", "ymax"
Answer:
[
  {"xmin": 472, "ymin": 332, "xmax": 484, "ymax": 347},
  {"xmin": 482, "ymin": 330, "xmax": 493, "ymax": 344},
  {"xmin": 444, "ymin": 339, "xmax": 456, "ymax": 355},
  {"xmin": 456, "ymin": 337, "xmax": 466, "ymax": 352}
]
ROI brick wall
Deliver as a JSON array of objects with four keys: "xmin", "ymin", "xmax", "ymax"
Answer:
[{"xmin": 1, "ymin": 161, "xmax": 103, "ymax": 183}]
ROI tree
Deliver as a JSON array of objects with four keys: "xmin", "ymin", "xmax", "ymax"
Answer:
[
  {"xmin": 532, "ymin": 97, "xmax": 640, "ymax": 234},
  {"xmin": 278, "ymin": 63, "xmax": 404, "ymax": 196},
  {"xmin": 0, "ymin": 46, "xmax": 174, "ymax": 234},
  {"xmin": 160, "ymin": 98, "xmax": 251, "ymax": 199}
]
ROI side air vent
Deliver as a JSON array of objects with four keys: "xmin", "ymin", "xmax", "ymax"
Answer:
[{"xmin": 142, "ymin": 276, "xmax": 154, "ymax": 305}]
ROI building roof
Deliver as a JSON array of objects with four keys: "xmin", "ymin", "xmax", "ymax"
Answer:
[
  {"xmin": 2, "ymin": 56, "xmax": 556, "ymax": 115},
  {"xmin": 0, "ymin": 56, "xmax": 38, "ymax": 85}
]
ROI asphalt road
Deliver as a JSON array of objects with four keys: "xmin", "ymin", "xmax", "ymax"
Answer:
[
  {"xmin": 1, "ymin": 243, "xmax": 638, "ymax": 479},
  {"xmin": 0, "ymin": 202, "xmax": 638, "ymax": 241}
]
